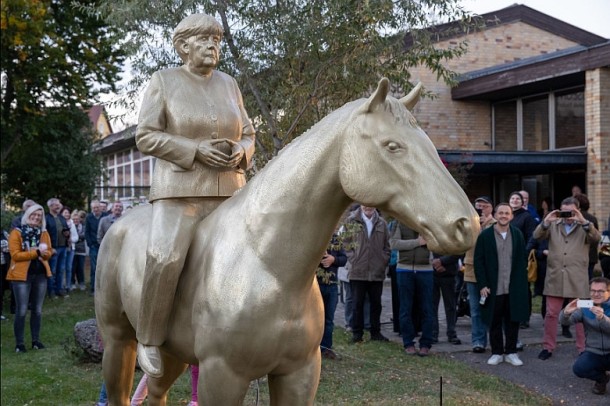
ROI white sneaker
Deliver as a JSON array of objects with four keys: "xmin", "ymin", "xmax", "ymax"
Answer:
[
  {"xmin": 487, "ymin": 354, "xmax": 504, "ymax": 365},
  {"xmin": 504, "ymin": 353, "xmax": 523, "ymax": 366}
]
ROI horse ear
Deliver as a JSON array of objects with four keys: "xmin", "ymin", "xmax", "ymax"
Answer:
[
  {"xmin": 399, "ymin": 82, "xmax": 423, "ymax": 110},
  {"xmin": 357, "ymin": 77, "xmax": 390, "ymax": 114}
]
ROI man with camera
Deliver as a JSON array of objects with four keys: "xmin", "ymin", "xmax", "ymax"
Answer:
[
  {"xmin": 560, "ymin": 277, "xmax": 610, "ymax": 395},
  {"xmin": 534, "ymin": 196, "xmax": 601, "ymax": 361}
]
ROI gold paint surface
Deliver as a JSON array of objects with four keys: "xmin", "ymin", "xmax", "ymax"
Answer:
[{"xmin": 96, "ymin": 60, "xmax": 478, "ymax": 404}]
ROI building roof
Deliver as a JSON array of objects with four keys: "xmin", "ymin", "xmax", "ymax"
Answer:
[
  {"xmin": 452, "ymin": 41, "xmax": 610, "ymax": 100},
  {"xmin": 440, "ymin": 150, "xmax": 587, "ymax": 175},
  {"xmin": 94, "ymin": 125, "xmax": 136, "ymax": 154},
  {"xmin": 85, "ymin": 104, "xmax": 114, "ymax": 135},
  {"xmin": 404, "ymin": 4, "xmax": 607, "ymax": 49}
]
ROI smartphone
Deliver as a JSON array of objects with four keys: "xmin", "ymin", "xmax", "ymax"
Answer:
[
  {"xmin": 559, "ymin": 210, "xmax": 573, "ymax": 218},
  {"xmin": 576, "ymin": 299, "xmax": 593, "ymax": 308}
]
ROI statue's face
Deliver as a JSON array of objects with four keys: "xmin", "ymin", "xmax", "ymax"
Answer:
[{"xmin": 184, "ymin": 33, "xmax": 220, "ymax": 72}]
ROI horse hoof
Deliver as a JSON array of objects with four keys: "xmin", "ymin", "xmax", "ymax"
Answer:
[{"xmin": 137, "ymin": 343, "xmax": 164, "ymax": 378}]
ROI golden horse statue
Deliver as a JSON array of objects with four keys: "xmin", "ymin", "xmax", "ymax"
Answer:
[{"xmin": 95, "ymin": 78, "xmax": 479, "ymax": 405}]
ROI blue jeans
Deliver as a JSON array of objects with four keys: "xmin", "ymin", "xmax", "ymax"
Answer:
[
  {"xmin": 573, "ymin": 351, "xmax": 610, "ymax": 383},
  {"xmin": 467, "ymin": 282, "xmax": 487, "ymax": 348},
  {"xmin": 65, "ymin": 249, "xmax": 74, "ymax": 289},
  {"xmin": 98, "ymin": 382, "xmax": 108, "ymax": 404},
  {"xmin": 12, "ymin": 272, "xmax": 47, "ymax": 346},
  {"xmin": 397, "ymin": 270, "xmax": 434, "ymax": 349},
  {"xmin": 89, "ymin": 245, "xmax": 99, "ymax": 293},
  {"xmin": 319, "ymin": 283, "xmax": 339, "ymax": 350},
  {"xmin": 48, "ymin": 246, "xmax": 66, "ymax": 295}
]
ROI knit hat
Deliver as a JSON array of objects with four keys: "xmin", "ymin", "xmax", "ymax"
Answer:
[{"xmin": 21, "ymin": 204, "xmax": 46, "ymax": 231}]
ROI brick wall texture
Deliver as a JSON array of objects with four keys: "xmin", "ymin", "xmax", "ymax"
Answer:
[
  {"xmin": 585, "ymin": 68, "xmax": 610, "ymax": 228},
  {"xmin": 409, "ymin": 21, "xmax": 579, "ymax": 150}
]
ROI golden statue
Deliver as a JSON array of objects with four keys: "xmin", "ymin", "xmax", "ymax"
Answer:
[
  {"xmin": 96, "ymin": 73, "xmax": 479, "ymax": 404},
  {"xmin": 133, "ymin": 13, "xmax": 255, "ymax": 378}
]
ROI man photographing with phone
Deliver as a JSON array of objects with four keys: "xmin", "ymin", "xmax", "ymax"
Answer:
[
  {"xmin": 560, "ymin": 277, "xmax": 610, "ymax": 395},
  {"xmin": 533, "ymin": 197, "xmax": 601, "ymax": 361}
]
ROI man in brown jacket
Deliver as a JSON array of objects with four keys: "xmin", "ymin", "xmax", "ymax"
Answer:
[
  {"xmin": 345, "ymin": 206, "xmax": 390, "ymax": 344},
  {"xmin": 534, "ymin": 197, "xmax": 601, "ymax": 360}
]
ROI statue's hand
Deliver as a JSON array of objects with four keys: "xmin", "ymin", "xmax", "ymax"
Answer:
[
  {"xmin": 225, "ymin": 139, "xmax": 245, "ymax": 169},
  {"xmin": 196, "ymin": 139, "xmax": 231, "ymax": 168}
]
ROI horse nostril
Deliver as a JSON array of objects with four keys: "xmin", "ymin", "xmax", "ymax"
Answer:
[{"xmin": 453, "ymin": 217, "xmax": 469, "ymax": 236}]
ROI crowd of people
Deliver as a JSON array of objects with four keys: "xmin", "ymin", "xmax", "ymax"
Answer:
[
  {"xmin": 1, "ymin": 188, "xmax": 608, "ymax": 398},
  {"xmin": 318, "ymin": 187, "xmax": 609, "ymax": 396},
  {"xmin": 0, "ymin": 197, "xmax": 128, "ymax": 351}
]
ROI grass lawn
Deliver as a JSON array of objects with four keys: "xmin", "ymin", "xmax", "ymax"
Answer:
[{"xmin": 1, "ymin": 289, "xmax": 551, "ymax": 405}]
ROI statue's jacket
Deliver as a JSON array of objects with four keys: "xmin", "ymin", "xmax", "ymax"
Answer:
[{"xmin": 136, "ymin": 66, "xmax": 256, "ymax": 201}]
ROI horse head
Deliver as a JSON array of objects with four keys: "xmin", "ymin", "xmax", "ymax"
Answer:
[{"xmin": 340, "ymin": 78, "xmax": 478, "ymax": 254}]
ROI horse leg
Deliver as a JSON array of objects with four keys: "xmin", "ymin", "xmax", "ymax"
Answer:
[
  {"xmin": 268, "ymin": 355, "xmax": 321, "ymax": 406},
  {"xmin": 198, "ymin": 359, "xmax": 250, "ymax": 404},
  {"xmin": 103, "ymin": 334, "xmax": 137, "ymax": 406},
  {"xmin": 146, "ymin": 353, "xmax": 188, "ymax": 406}
]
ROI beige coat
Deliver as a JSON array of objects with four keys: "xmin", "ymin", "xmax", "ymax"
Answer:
[
  {"xmin": 463, "ymin": 217, "xmax": 496, "ymax": 283},
  {"xmin": 136, "ymin": 67, "xmax": 255, "ymax": 201},
  {"xmin": 533, "ymin": 220, "xmax": 601, "ymax": 298}
]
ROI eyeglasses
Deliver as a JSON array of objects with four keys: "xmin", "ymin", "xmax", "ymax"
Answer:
[{"xmin": 590, "ymin": 290, "xmax": 608, "ymax": 295}]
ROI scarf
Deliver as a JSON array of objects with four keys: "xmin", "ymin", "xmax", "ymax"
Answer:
[{"xmin": 20, "ymin": 224, "xmax": 42, "ymax": 250}]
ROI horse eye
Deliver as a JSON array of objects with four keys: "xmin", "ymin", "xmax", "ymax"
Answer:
[{"xmin": 386, "ymin": 141, "xmax": 400, "ymax": 152}]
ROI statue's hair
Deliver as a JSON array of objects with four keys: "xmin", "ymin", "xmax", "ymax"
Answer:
[{"xmin": 173, "ymin": 14, "xmax": 223, "ymax": 63}]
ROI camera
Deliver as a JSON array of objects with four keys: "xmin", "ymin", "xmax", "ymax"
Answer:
[
  {"xmin": 576, "ymin": 299, "xmax": 593, "ymax": 308},
  {"xmin": 558, "ymin": 211, "xmax": 573, "ymax": 218},
  {"xmin": 475, "ymin": 208, "xmax": 483, "ymax": 216}
]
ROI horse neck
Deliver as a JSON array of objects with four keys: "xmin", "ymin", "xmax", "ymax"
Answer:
[{"xmin": 244, "ymin": 118, "xmax": 352, "ymax": 280}]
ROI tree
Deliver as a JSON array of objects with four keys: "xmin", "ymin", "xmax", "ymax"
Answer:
[
  {"xmin": 1, "ymin": 0, "xmax": 126, "ymax": 163},
  {"xmin": 97, "ymin": 0, "xmax": 475, "ymax": 165},
  {"xmin": 2, "ymin": 107, "xmax": 102, "ymax": 209}
]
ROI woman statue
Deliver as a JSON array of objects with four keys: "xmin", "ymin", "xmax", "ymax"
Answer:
[{"xmin": 134, "ymin": 13, "xmax": 255, "ymax": 378}]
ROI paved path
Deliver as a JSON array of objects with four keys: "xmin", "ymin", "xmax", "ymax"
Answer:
[{"xmin": 334, "ymin": 280, "xmax": 608, "ymax": 405}]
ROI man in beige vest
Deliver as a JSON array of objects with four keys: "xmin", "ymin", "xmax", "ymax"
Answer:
[
  {"xmin": 462, "ymin": 196, "xmax": 495, "ymax": 353},
  {"xmin": 135, "ymin": 13, "xmax": 255, "ymax": 378}
]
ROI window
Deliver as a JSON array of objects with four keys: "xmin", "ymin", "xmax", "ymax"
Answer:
[
  {"xmin": 96, "ymin": 147, "xmax": 153, "ymax": 203},
  {"xmin": 555, "ymin": 90, "xmax": 584, "ymax": 149},
  {"xmin": 492, "ymin": 87, "xmax": 584, "ymax": 152},
  {"xmin": 493, "ymin": 101, "xmax": 517, "ymax": 151},
  {"xmin": 522, "ymin": 95, "xmax": 549, "ymax": 151}
]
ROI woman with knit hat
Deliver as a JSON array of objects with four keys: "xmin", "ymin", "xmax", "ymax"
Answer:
[{"xmin": 7, "ymin": 204, "xmax": 53, "ymax": 353}]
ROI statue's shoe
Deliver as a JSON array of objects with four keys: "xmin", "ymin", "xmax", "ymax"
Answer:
[{"xmin": 137, "ymin": 343, "xmax": 164, "ymax": 378}]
